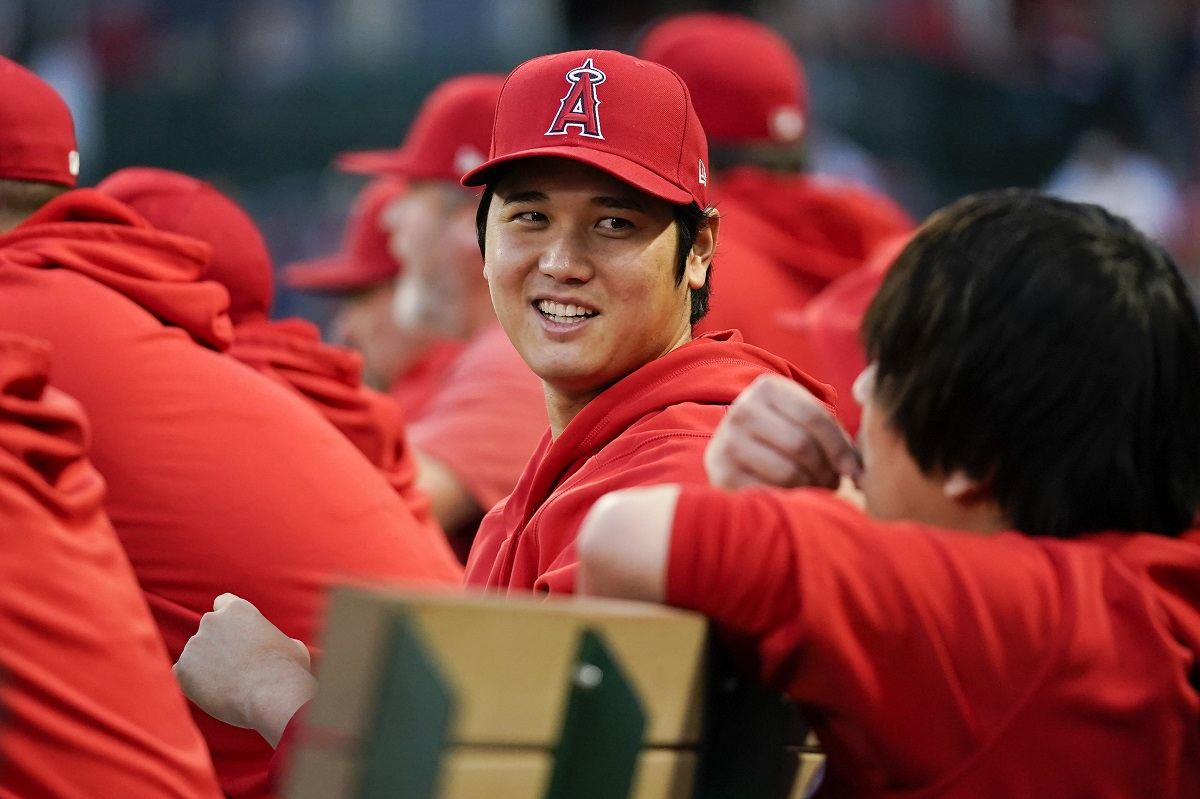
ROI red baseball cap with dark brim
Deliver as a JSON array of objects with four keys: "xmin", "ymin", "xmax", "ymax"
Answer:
[
  {"xmin": 335, "ymin": 74, "xmax": 504, "ymax": 183},
  {"xmin": 282, "ymin": 177, "xmax": 406, "ymax": 292},
  {"xmin": 461, "ymin": 50, "xmax": 709, "ymax": 209}
]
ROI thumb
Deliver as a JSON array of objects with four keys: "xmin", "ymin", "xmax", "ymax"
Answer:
[{"xmin": 213, "ymin": 592, "xmax": 242, "ymax": 612}]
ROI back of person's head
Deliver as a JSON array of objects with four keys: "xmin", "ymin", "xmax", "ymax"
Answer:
[
  {"xmin": 862, "ymin": 189, "xmax": 1200, "ymax": 538},
  {"xmin": 0, "ymin": 56, "xmax": 79, "ymax": 232},
  {"xmin": 97, "ymin": 167, "xmax": 274, "ymax": 325},
  {"xmin": 636, "ymin": 13, "xmax": 807, "ymax": 172}
]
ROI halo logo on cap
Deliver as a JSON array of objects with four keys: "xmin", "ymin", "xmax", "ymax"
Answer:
[{"xmin": 545, "ymin": 57, "xmax": 606, "ymax": 140}]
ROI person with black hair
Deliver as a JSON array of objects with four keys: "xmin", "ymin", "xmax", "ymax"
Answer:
[{"xmin": 578, "ymin": 189, "xmax": 1200, "ymax": 797}]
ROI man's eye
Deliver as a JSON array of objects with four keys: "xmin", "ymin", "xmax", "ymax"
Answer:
[
  {"xmin": 598, "ymin": 217, "xmax": 632, "ymax": 231},
  {"xmin": 513, "ymin": 211, "xmax": 546, "ymax": 223}
]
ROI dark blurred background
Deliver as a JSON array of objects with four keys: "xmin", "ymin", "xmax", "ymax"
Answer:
[{"xmin": 6, "ymin": 0, "xmax": 1200, "ymax": 314}]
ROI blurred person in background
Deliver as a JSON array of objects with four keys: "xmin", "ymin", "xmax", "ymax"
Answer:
[
  {"xmin": 636, "ymin": 12, "xmax": 913, "ymax": 376},
  {"xmin": 282, "ymin": 175, "xmax": 465, "ymax": 415},
  {"xmin": 337, "ymin": 73, "xmax": 548, "ymax": 551},
  {"xmin": 0, "ymin": 331, "xmax": 222, "ymax": 799},
  {"xmin": 97, "ymin": 165, "xmax": 438, "ymax": 535},
  {"xmin": 0, "ymin": 55, "xmax": 461, "ymax": 798}
]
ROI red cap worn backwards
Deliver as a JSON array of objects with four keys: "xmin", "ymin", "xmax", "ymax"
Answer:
[
  {"xmin": 461, "ymin": 50, "xmax": 710, "ymax": 208},
  {"xmin": 97, "ymin": 167, "xmax": 275, "ymax": 325},
  {"xmin": 282, "ymin": 177, "xmax": 406, "ymax": 292},
  {"xmin": 336, "ymin": 74, "xmax": 504, "ymax": 182},
  {"xmin": 0, "ymin": 56, "xmax": 80, "ymax": 187},
  {"xmin": 638, "ymin": 13, "xmax": 808, "ymax": 147}
]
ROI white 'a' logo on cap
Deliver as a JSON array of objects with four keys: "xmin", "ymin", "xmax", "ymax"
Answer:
[
  {"xmin": 545, "ymin": 57, "xmax": 606, "ymax": 140},
  {"xmin": 698, "ymin": 159, "xmax": 707, "ymax": 186}
]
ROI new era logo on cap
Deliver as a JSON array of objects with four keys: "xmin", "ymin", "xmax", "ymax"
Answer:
[{"xmin": 462, "ymin": 49, "xmax": 710, "ymax": 209}]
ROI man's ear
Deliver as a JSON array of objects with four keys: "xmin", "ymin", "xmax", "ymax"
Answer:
[
  {"xmin": 685, "ymin": 209, "xmax": 719, "ymax": 291},
  {"xmin": 943, "ymin": 470, "xmax": 988, "ymax": 504}
]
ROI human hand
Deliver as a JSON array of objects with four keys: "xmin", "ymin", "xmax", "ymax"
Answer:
[
  {"xmin": 707, "ymin": 374, "xmax": 861, "ymax": 490},
  {"xmin": 173, "ymin": 593, "xmax": 316, "ymax": 747}
]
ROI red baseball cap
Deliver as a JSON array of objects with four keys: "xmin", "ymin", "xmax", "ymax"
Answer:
[
  {"xmin": 460, "ymin": 50, "xmax": 709, "ymax": 208},
  {"xmin": 97, "ymin": 166, "xmax": 274, "ymax": 324},
  {"xmin": 282, "ymin": 177, "xmax": 406, "ymax": 292},
  {"xmin": 0, "ymin": 56, "xmax": 80, "ymax": 187},
  {"xmin": 336, "ymin": 74, "xmax": 504, "ymax": 182},
  {"xmin": 637, "ymin": 13, "xmax": 808, "ymax": 146}
]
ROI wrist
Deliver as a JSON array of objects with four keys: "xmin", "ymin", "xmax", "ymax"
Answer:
[{"xmin": 244, "ymin": 652, "xmax": 317, "ymax": 747}]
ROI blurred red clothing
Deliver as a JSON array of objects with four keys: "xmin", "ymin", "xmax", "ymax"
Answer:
[
  {"xmin": 0, "ymin": 190, "xmax": 462, "ymax": 798},
  {"xmin": 785, "ymin": 234, "xmax": 911, "ymax": 436},
  {"xmin": 465, "ymin": 332, "xmax": 832, "ymax": 593},
  {"xmin": 229, "ymin": 316, "xmax": 437, "ymax": 533},
  {"xmin": 0, "ymin": 333, "xmax": 222, "ymax": 799},
  {"xmin": 668, "ymin": 486, "xmax": 1200, "ymax": 797},
  {"xmin": 697, "ymin": 166, "xmax": 913, "ymax": 368},
  {"xmin": 407, "ymin": 323, "xmax": 547, "ymax": 515},
  {"xmin": 389, "ymin": 336, "xmax": 466, "ymax": 419}
]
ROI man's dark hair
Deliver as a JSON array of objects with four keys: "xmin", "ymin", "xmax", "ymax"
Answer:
[
  {"xmin": 862, "ymin": 188, "xmax": 1200, "ymax": 538},
  {"xmin": 475, "ymin": 182, "xmax": 713, "ymax": 324}
]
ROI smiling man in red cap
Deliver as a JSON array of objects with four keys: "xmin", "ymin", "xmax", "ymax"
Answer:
[
  {"xmin": 335, "ymin": 73, "xmax": 549, "ymax": 548},
  {"xmin": 0, "ymin": 331, "xmax": 223, "ymax": 798},
  {"xmin": 637, "ymin": 13, "xmax": 913, "ymax": 372},
  {"xmin": 0, "ymin": 55, "xmax": 461, "ymax": 797},
  {"xmin": 452, "ymin": 49, "xmax": 830, "ymax": 592},
  {"xmin": 95, "ymin": 165, "xmax": 437, "ymax": 531}
]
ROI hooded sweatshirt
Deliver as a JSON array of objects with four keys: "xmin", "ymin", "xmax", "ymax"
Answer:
[
  {"xmin": 0, "ymin": 190, "xmax": 463, "ymax": 798},
  {"xmin": 0, "ymin": 333, "xmax": 222, "ymax": 799},
  {"xmin": 696, "ymin": 166, "xmax": 913, "ymax": 367},
  {"xmin": 669, "ymin": 486, "xmax": 1200, "ymax": 798},
  {"xmin": 464, "ymin": 331, "xmax": 833, "ymax": 593},
  {"xmin": 229, "ymin": 316, "xmax": 437, "ymax": 533}
]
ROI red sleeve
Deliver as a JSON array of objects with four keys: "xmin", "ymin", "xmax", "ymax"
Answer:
[
  {"xmin": 408, "ymin": 326, "xmax": 547, "ymax": 510},
  {"xmin": 0, "ymin": 334, "xmax": 222, "ymax": 798},
  {"xmin": 267, "ymin": 704, "xmax": 308, "ymax": 791},
  {"xmin": 666, "ymin": 486, "xmax": 1064, "ymax": 787}
]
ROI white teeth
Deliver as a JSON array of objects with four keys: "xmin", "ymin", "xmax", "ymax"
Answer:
[{"xmin": 536, "ymin": 299, "xmax": 597, "ymax": 320}]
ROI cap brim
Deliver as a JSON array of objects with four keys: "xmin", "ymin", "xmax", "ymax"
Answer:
[
  {"xmin": 336, "ymin": 148, "xmax": 463, "ymax": 182},
  {"xmin": 460, "ymin": 146, "xmax": 695, "ymax": 206},
  {"xmin": 335, "ymin": 148, "xmax": 406, "ymax": 176},
  {"xmin": 281, "ymin": 254, "xmax": 391, "ymax": 292}
]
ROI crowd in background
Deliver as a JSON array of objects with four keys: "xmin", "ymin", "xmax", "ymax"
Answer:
[{"xmin": 4, "ymin": 0, "xmax": 1200, "ymax": 316}]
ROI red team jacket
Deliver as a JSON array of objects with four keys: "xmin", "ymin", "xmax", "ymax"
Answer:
[
  {"xmin": 464, "ymin": 332, "xmax": 833, "ymax": 593},
  {"xmin": 0, "ymin": 191, "xmax": 463, "ymax": 797},
  {"xmin": 0, "ymin": 333, "xmax": 222, "ymax": 798},
  {"xmin": 668, "ymin": 486, "xmax": 1200, "ymax": 798},
  {"xmin": 696, "ymin": 166, "xmax": 913, "ymax": 371},
  {"xmin": 228, "ymin": 316, "xmax": 437, "ymax": 533}
]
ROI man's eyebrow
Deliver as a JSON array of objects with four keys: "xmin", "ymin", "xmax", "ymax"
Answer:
[
  {"xmin": 593, "ymin": 195, "xmax": 648, "ymax": 213},
  {"xmin": 500, "ymin": 190, "xmax": 547, "ymax": 205}
]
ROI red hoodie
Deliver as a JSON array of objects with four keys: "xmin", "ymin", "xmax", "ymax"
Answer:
[
  {"xmin": 784, "ymin": 234, "xmax": 911, "ymax": 436},
  {"xmin": 669, "ymin": 486, "xmax": 1200, "ymax": 797},
  {"xmin": 464, "ymin": 331, "xmax": 833, "ymax": 593},
  {"xmin": 696, "ymin": 166, "xmax": 913, "ymax": 368},
  {"xmin": 228, "ymin": 316, "xmax": 437, "ymax": 533},
  {"xmin": 0, "ymin": 191, "xmax": 463, "ymax": 798},
  {"xmin": 0, "ymin": 333, "xmax": 222, "ymax": 799}
]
